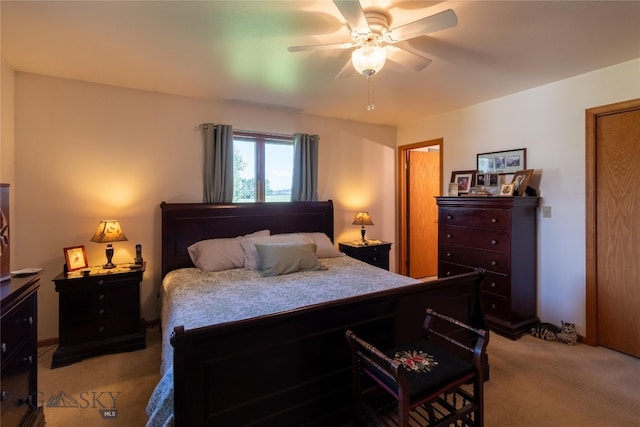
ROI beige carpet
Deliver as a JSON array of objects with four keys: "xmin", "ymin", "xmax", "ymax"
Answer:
[
  {"xmin": 484, "ymin": 333, "xmax": 640, "ymax": 426},
  {"xmin": 37, "ymin": 326, "xmax": 640, "ymax": 426},
  {"xmin": 37, "ymin": 326, "xmax": 162, "ymax": 427}
]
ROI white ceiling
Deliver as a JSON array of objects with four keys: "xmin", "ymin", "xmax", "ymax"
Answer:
[{"xmin": 2, "ymin": 1, "xmax": 640, "ymax": 127}]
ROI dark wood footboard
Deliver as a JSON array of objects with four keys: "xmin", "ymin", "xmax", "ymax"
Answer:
[{"xmin": 170, "ymin": 271, "xmax": 487, "ymax": 427}]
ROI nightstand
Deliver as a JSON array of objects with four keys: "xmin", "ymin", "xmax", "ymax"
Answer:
[
  {"xmin": 51, "ymin": 263, "xmax": 146, "ymax": 368},
  {"xmin": 338, "ymin": 241, "xmax": 392, "ymax": 270}
]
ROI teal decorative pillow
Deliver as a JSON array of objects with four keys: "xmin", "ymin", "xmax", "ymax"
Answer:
[{"xmin": 255, "ymin": 243, "xmax": 324, "ymax": 277}]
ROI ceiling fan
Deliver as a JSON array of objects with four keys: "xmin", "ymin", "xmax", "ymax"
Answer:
[{"xmin": 288, "ymin": 0, "xmax": 458, "ymax": 80}]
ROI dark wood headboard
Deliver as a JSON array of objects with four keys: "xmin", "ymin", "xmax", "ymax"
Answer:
[{"xmin": 160, "ymin": 200, "xmax": 334, "ymax": 277}]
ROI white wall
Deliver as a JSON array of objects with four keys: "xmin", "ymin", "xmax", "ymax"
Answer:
[
  {"xmin": 398, "ymin": 58, "xmax": 640, "ymax": 335},
  {"xmin": 12, "ymin": 73, "xmax": 398, "ymax": 340}
]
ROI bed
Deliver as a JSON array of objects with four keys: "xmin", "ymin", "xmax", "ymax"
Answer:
[{"xmin": 146, "ymin": 200, "xmax": 487, "ymax": 427}]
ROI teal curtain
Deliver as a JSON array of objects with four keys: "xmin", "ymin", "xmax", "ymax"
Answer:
[
  {"xmin": 201, "ymin": 123, "xmax": 233, "ymax": 203},
  {"xmin": 291, "ymin": 133, "xmax": 319, "ymax": 201}
]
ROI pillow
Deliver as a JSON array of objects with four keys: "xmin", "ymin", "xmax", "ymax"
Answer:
[
  {"xmin": 299, "ymin": 232, "xmax": 344, "ymax": 258},
  {"xmin": 255, "ymin": 243, "xmax": 324, "ymax": 277},
  {"xmin": 240, "ymin": 233, "xmax": 314, "ymax": 270},
  {"xmin": 187, "ymin": 229, "xmax": 270, "ymax": 272}
]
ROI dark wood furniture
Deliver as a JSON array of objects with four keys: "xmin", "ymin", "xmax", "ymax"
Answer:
[
  {"xmin": 345, "ymin": 308, "xmax": 488, "ymax": 427},
  {"xmin": 161, "ymin": 200, "xmax": 487, "ymax": 426},
  {"xmin": 436, "ymin": 196, "xmax": 539, "ymax": 339},
  {"xmin": 51, "ymin": 263, "xmax": 146, "ymax": 368},
  {"xmin": 339, "ymin": 241, "xmax": 392, "ymax": 270},
  {"xmin": 1, "ymin": 274, "xmax": 45, "ymax": 427}
]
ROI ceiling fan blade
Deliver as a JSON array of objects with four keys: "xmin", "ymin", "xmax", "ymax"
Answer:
[
  {"xmin": 386, "ymin": 46, "xmax": 432, "ymax": 72},
  {"xmin": 288, "ymin": 42, "xmax": 355, "ymax": 52},
  {"xmin": 335, "ymin": 58, "xmax": 356, "ymax": 79},
  {"xmin": 385, "ymin": 9, "xmax": 458, "ymax": 43},
  {"xmin": 333, "ymin": 0, "xmax": 370, "ymax": 35}
]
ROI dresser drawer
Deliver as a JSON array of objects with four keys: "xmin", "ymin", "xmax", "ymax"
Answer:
[
  {"xmin": 482, "ymin": 273, "xmax": 510, "ymax": 298},
  {"xmin": 438, "ymin": 261, "xmax": 474, "ymax": 278},
  {"xmin": 1, "ymin": 342, "xmax": 33, "ymax": 426},
  {"xmin": 482, "ymin": 292, "xmax": 510, "ymax": 320},
  {"xmin": 439, "ymin": 244, "xmax": 509, "ymax": 274},
  {"xmin": 440, "ymin": 227, "xmax": 509, "ymax": 252},
  {"xmin": 440, "ymin": 207, "xmax": 510, "ymax": 231},
  {"xmin": 1, "ymin": 296, "xmax": 35, "ymax": 364}
]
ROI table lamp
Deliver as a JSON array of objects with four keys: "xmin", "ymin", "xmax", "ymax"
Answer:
[
  {"xmin": 90, "ymin": 220, "xmax": 128, "ymax": 268},
  {"xmin": 352, "ymin": 211, "xmax": 374, "ymax": 243}
]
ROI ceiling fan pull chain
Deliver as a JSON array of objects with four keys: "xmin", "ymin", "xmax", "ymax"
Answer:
[{"xmin": 367, "ymin": 76, "xmax": 375, "ymax": 111}]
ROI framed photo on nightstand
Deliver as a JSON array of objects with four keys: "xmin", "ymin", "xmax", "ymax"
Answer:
[{"xmin": 64, "ymin": 245, "xmax": 88, "ymax": 271}]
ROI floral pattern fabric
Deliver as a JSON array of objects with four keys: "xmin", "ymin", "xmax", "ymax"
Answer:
[
  {"xmin": 145, "ymin": 256, "xmax": 420, "ymax": 427},
  {"xmin": 394, "ymin": 350, "xmax": 438, "ymax": 373}
]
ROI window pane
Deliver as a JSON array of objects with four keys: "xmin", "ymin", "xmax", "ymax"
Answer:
[
  {"xmin": 233, "ymin": 138, "xmax": 256, "ymax": 202},
  {"xmin": 265, "ymin": 142, "xmax": 293, "ymax": 202}
]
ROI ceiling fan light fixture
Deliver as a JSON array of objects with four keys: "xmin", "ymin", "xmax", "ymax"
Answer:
[{"xmin": 351, "ymin": 43, "xmax": 387, "ymax": 77}]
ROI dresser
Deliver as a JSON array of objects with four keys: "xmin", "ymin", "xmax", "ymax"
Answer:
[
  {"xmin": 436, "ymin": 196, "xmax": 539, "ymax": 339},
  {"xmin": 338, "ymin": 241, "xmax": 391, "ymax": 270},
  {"xmin": 51, "ymin": 263, "xmax": 146, "ymax": 368},
  {"xmin": 1, "ymin": 274, "xmax": 45, "ymax": 427}
]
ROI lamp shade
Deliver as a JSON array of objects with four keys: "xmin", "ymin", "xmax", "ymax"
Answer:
[
  {"xmin": 90, "ymin": 220, "xmax": 128, "ymax": 243},
  {"xmin": 351, "ymin": 44, "xmax": 387, "ymax": 77},
  {"xmin": 352, "ymin": 212, "xmax": 374, "ymax": 226}
]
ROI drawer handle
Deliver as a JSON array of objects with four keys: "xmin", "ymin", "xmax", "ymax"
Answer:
[
  {"xmin": 21, "ymin": 355, "xmax": 33, "ymax": 366},
  {"xmin": 99, "ymin": 326, "xmax": 105, "ymax": 334},
  {"xmin": 491, "ymin": 282, "xmax": 497, "ymax": 288},
  {"xmin": 446, "ymin": 271, "xmax": 451, "ymax": 276},
  {"xmin": 447, "ymin": 214, "xmax": 453, "ymax": 220},
  {"xmin": 491, "ymin": 239, "xmax": 497, "ymax": 245},
  {"xmin": 1, "ymin": 343, "xmax": 6, "ymax": 353},
  {"xmin": 491, "ymin": 218, "xmax": 497, "ymax": 223},
  {"xmin": 98, "ymin": 308, "xmax": 105, "ymax": 316},
  {"xmin": 446, "ymin": 252, "xmax": 452, "ymax": 257},
  {"xmin": 23, "ymin": 316, "xmax": 33, "ymax": 326},
  {"xmin": 491, "ymin": 304, "xmax": 496, "ymax": 310},
  {"xmin": 0, "ymin": 391, "xmax": 5, "ymax": 401},
  {"xmin": 98, "ymin": 294, "xmax": 105, "ymax": 301},
  {"xmin": 446, "ymin": 233, "xmax": 452, "ymax": 239},
  {"xmin": 491, "ymin": 261, "xmax": 497, "ymax": 266},
  {"xmin": 98, "ymin": 279, "xmax": 105, "ymax": 285}
]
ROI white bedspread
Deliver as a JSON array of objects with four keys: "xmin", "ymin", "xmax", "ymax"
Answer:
[{"xmin": 146, "ymin": 256, "xmax": 420, "ymax": 427}]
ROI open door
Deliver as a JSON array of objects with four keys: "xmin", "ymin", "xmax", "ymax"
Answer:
[{"xmin": 397, "ymin": 140, "xmax": 442, "ymax": 278}]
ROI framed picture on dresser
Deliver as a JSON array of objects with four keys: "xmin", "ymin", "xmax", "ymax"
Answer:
[{"xmin": 450, "ymin": 170, "xmax": 476, "ymax": 194}]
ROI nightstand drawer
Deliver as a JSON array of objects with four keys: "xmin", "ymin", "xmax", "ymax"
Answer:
[
  {"xmin": 63, "ymin": 283, "xmax": 138, "ymax": 307},
  {"xmin": 63, "ymin": 317, "xmax": 140, "ymax": 343},
  {"xmin": 65, "ymin": 299, "xmax": 138, "ymax": 323},
  {"xmin": 440, "ymin": 207, "xmax": 510, "ymax": 231}
]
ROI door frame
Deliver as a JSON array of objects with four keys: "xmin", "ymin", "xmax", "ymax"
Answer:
[
  {"xmin": 585, "ymin": 98, "xmax": 640, "ymax": 346},
  {"xmin": 397, "ymin": 139, "xmax": 443, "ymax": 276}
]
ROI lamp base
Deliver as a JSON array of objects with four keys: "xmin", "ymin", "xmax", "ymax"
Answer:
[
  {"xmin": 103, "ymin": 262, "xmax": 116, "ymax": 269},
  {"xmin": 361, "ymin": 226, "xmax": 367, "ymax": 243}
]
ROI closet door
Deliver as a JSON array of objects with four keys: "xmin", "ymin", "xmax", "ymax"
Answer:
[{"xmin": 595, "ymin": 106, "xmax": 640, "ymax": 357}]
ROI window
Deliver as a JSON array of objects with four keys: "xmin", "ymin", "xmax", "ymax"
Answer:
[{"xmin": 233, "ymin": 131, "xmax": 294, "ymax": 202}]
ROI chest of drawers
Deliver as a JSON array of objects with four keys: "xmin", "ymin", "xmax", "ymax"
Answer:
[
  {"xmin": 51, "ymin": 264, "xmax": 146, "ymax": 368},
  {"xmin": 1, "ymin": 274, "xmax": 45, "ymax": 427},
  {"xmin": 436, "ymin": 196, "xmax": 539, "ymax": 339}
]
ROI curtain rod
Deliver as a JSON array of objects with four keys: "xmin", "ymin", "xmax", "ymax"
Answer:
[{"xmin": 193, "ymin": 124, "xmax": 293, "ymax": 140}]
